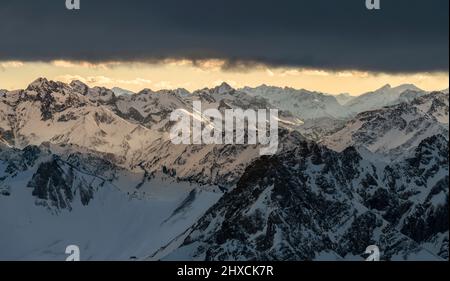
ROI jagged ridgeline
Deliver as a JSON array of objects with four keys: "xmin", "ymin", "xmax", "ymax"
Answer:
[{"xmin": 0, "ymin": 78, "xmax": 448, "ymax": 260}]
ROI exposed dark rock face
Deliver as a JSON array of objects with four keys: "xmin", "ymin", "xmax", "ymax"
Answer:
[
  {"xmin": 25, "ymin": 155, "xmax": 107, "ymax": 211},
  {"xmin": 28, "ymin": 158, "xmax": 75, "ymax": 210},
  {"xmin": 165, "ymin": 135, "xmax": 448, "ymax": 261}
]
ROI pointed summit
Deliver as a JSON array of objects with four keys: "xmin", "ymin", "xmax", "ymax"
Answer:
[
  {"xmin": 28, "ymin": 77, "xmax": 49, "ymax": 88},
  {"xmin": 214, "ymin": 82, "xmax": 234, "ymax": 94},
  {"xmin": 378, "ymin": 84, "xmax": 392, "ymax": 91},
  {"xmin": 26, "ymin": 77, "xmax": 69, "ymax": 93}
]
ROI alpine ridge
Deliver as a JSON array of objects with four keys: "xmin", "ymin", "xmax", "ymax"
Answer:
[{"xmin": 0, "ymin": 78, "xmax": 448, "ymax": 260}]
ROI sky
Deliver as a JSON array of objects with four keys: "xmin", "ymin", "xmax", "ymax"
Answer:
[{"xmin": 0, "ymin": 0, "xmax": 448, "ymax": 95}]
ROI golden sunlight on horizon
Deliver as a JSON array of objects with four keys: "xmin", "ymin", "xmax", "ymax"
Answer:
[{"xmin": 0, "ymin": 60, "xmax": 448, "ymax": 96}]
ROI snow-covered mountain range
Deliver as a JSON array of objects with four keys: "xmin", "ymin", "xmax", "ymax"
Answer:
[
  {"xmin": 0, "ymin": 78, "xmax": 448, "ymax": 260},
  {"xmin": 322, "ymin": 91, "xmax": 449, "ymax": 156},
  {"xmin": 241, "ymin": 85, "xmax": 351, "ymax": 120},
  {"xmin": 344, "ymin": 84, "xmax": 427, "ymax": 114},
  {"xmin": 158, "ymin": 134, "xmax": 448, "ymax": 261}
]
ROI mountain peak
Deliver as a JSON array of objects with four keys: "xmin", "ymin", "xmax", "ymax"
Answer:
[
  {"xmin": 28, "ymin": 77, "xmax": 49, "ymax": 88},
  {"xmin": 70, "ymin": 80, "xmax": 89, "ymax": 95},
  {"xmin": 214, "ymin": 82, "xmax": 234, "ymax": 94},
  {"xmin": 137, "ymin": 88, "xmax": 156, "ymax": 95},
  {"xmin": 378, "ymin": 84, "xmax": 392, "ymax": 91},
  {"xmin": 26, "ymin": 78, "xmax": 69, "ymax": 93}
]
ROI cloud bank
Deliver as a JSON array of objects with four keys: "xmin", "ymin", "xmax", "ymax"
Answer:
[{"xmin": 0, "ymin": 0, "xmax": 448, "ymax": 73}]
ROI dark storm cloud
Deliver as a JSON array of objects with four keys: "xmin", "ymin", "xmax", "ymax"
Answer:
[{"xmin": 0, "ymin": 0, "xmax": 448, "ymax": 72}]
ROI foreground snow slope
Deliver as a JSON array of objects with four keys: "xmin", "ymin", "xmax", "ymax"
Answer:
[{"xmin": 0, "ymin": 144, "xmax": 221, "ymax": 260}]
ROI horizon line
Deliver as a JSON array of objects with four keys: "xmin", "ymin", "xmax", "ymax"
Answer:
[{"xmin": 2, "ymin": 76, "xmax": 449, "ymax": 98}]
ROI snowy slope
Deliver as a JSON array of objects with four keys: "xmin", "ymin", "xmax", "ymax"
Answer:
[
  {"xmin": 345, "ymin": 84, "xmax": 426, "ymax": 114},
  {"xmin": 296, "ymin": 117, "xmax": 346, "ymax": 142},
  {"xmin": 335, "ymin": 93, "xmax": 355, "ymax": 105},
  {"xmin": 241, "ymin": 85, "xmax": 350, "ymax": 120},
  {"xmin": 322, "ymin": 91, "xmax": 449, "ymax": 156},
  {"xmin": 1, "ymin": 79, "xmax": 302, "ymax": 186},
  {"xmin": 0, "ymin": 79, "xmax": 164, "ymax": 167},
  {"xmin": 0, "ymin": 143, "xmax": 221, "ymax": 260},
  {"xmin": 0, "ymin": 78, "xmax": 448, "ymax": 261},
  {"xmin": 156, "ymin": 136, "xmax": 448, "ymax": 261}
]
